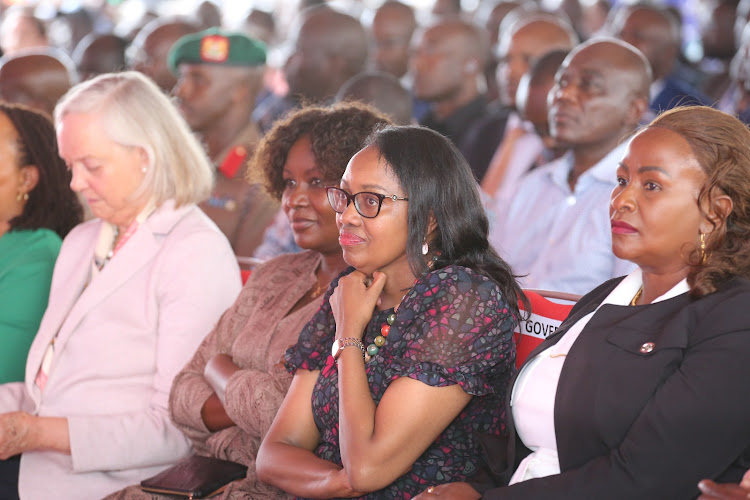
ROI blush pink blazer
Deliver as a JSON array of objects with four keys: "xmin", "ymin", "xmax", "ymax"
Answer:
[{"xmin": 0, "ymin": 201, "xmax": 241, "ymax": 500}]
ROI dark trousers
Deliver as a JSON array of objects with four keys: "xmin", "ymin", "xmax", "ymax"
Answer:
[{"xmin": 0, "ymin": 455, "xmax": 19, "ymax": 500}]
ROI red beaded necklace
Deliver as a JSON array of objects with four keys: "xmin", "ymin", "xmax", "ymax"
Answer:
[
  {"xmin": 365, "ymin": 311, "xmax": 396, "ymax": 362},
  {"xmin": 364, "ymin": 254, "xmax": 440, "ymax": 362}
]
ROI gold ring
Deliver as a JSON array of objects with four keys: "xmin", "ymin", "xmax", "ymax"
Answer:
[{"xmin": 427, "ymin": 486, "xmax": 435, "ymax": 493}]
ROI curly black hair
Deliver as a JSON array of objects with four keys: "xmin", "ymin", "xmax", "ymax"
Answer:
[
  {"xmin": 5, "ymin": 103, "xmax": 83, "ymax": 238},
  {"xmin": 253, "ymin": 101, "xmax": 392, "ymax": 199}
]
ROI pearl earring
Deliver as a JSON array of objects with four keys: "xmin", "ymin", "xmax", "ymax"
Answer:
[{"xmin": 422, "ymin": 241, "xmax": 429, "ymax": 255}]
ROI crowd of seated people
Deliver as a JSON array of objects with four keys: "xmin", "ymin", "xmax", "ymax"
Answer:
[
  {"xmin": 417, "ymin": 104, "xmax": 750, "ymax": 500},
  {"xmin": 481, "ymin": 12, "xmax": 577, "ymax": 230},
  {"xmin": 0, "ymin": 0, "xmax": 750, "ymax": 499}
]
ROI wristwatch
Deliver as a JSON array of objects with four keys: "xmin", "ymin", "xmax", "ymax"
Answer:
[{"xmin": 331, "ymin": 338, "xmax": 366, "ymax": 360}]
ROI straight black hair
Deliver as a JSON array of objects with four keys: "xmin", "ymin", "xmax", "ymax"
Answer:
[{"xmin": 365, "ymin": 125, "xmax": 528, "ymax": 321}]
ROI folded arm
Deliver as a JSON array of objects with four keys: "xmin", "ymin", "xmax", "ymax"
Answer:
[
  {"xmin": 337, "ymin": 348, "xmax": 472, "ymax": 492},
  {"xmin": 257, "ymin": 369, "xmax": 363, "ymax": 498}
]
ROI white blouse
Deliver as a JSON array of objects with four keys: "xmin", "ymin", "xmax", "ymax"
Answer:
[{"xmin": 509, "ymin": 269, "xmax": 689, "ymax": 484}]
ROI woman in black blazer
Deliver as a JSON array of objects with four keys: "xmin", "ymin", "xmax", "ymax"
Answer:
[{"xmin": 416, "ymin": 106, "xmax": 750, "ymax": 500}]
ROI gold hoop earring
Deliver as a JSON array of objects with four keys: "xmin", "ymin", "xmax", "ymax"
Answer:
[
  {"xmin": 700, "ymin": 232, "xmax": 707, "ymax": 265},
  {"xmin": 16, "ymin": 191, "xmax": 28, "ymax": 202}
]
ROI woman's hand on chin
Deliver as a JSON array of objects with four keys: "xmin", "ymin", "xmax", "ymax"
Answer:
[
  {"xmin": 330, "ymin": 270, "xmax": 387, "ymax": 339},
  {"xmin": 414, "ymin": 482, "xmax": 482, "ymax": 499}
]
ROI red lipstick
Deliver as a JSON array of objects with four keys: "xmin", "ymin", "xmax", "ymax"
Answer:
[
  {"xmin": 339, "ymin": 231, "xmax": 365, "ymax": 246},
  {"xmin": 611, "ymin": 220, "xmax": 637, "ymax": 234}
]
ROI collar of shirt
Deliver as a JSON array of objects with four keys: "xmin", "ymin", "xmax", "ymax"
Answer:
[
  {"xmin": 214, "ymin": 120, "xmax": 261, "ymax": 168},
  {"xmin": 547, "ymin": 140, "xmax": 630, "ymax": 195},
  {"xmin": 504, "ymin": 111, "xmax": 538, "ymax": 136},
  {"xmin": 603, "ymin": 267, "xmax": 690, "ymax": 306},
  {"xmin": 504, "ymin": 110, "xmax": 522, "ymax": 133},
  {"xmin": 649, "ymin": 77, "xmax": 667, "ymax": 104}
]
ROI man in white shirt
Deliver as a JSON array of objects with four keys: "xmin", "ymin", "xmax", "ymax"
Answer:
[
  {"xmin": 490, "ymin": 38, "xmax": 651, "ymax": 295},
  {"xmin": 482, "ymin": 13, "xmax": 578, "ymax": 210}
]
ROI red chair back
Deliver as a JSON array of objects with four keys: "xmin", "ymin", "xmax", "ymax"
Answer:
[
  {"xmin": 236, "ymin": 256, "xmax": 264, "ymax": 286},
  {"xmin": 240, "ymin": 269, "xmax": 252, "ymax": 285},
  {"xmin": 514, "ymin": 290, "xmax": 580, "ymax": 368}
]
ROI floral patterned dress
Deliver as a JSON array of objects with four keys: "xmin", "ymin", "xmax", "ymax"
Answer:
[{"xmin": 285, "ymin": 264, "xmax": 517, "ymax": 499}]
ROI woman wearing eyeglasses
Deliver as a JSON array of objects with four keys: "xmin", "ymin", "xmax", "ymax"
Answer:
[{"xmin": 256, "ymin": 126, "xmax": 526, "ymax": 498}]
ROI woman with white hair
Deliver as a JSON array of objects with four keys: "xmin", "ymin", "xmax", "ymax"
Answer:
[{"xmin": 0, "ymin": 71, "xmax": 241, "ymax": 500}]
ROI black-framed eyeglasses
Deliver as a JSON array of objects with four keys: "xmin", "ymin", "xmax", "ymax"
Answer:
[{"xmin": 325, "ymin": 186, "xmax": 409, "ymax": 218}]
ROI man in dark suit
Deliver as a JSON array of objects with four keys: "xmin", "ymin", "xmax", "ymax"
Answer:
[
  {"xmin": 413, "ymin": 17, "xmax": 507, "ymax": 181},
  {"xmin": 611, "ymin": 2, "xmax": 712, "ymax": 118},
  {"xmin": 253, "ymin": 6, "xmax": 368, "ymax": 134}
]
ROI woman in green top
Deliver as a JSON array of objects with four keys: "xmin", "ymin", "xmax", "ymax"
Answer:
[{"xmin": 0, "ymin": 103, "xmax": 82, "ymax": 384}]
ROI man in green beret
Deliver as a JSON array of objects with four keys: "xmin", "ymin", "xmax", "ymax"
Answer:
[{"xmin": 169, "ymin": 27, "xmax": 278, "ymax": 257}]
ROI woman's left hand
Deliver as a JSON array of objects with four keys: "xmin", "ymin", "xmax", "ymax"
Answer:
[
  {"xmin": 698, "ymin": 478, "xmax": 750, "ymax": 499},
  {"xmin": 0, "ymin": 412, "xmax": 34, "ymax": 459},
  {"xmin": 697, "ymin": 468, "xmax": 750, "ymax": 499},
  {"xmin": 414, "ymin": 482, "xmax": 482, "ymax": 499},
  {"xmin": 330, "ymin": 270, "xmax": 387, "ymax": 340}
]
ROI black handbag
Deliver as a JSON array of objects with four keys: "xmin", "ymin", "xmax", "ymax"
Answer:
[{"xmin": 140, "ymin": 455, "xmax": 247, "ymax": 499}]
